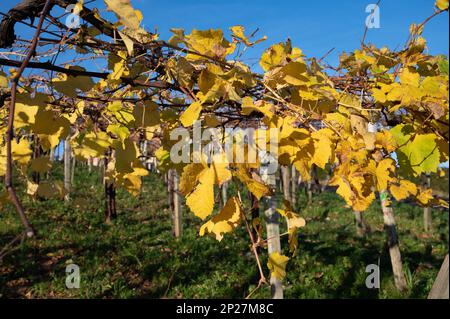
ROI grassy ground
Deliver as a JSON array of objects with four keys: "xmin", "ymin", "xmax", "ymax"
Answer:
[{"xmin": 0, "ymin": 164, "xmax": 448, "ymax": 299}]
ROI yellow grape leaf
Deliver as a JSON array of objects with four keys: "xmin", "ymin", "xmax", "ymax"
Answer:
[
  {"xmin": 107, "ymin": 124, "xmax": 130, "ymax": 147},
  {"xmin": 416, "ymin": 188, "xmax": 434, "ymax": 206},
  {"xmin": 276, "ymin": 200, "xmax": 306, "ymax": 231},
  {"xmin": 354, "ymin": 50, "xmax": 376, "ymax": 65},
  {"xmin": 14, "ymin": 102, "xmax": 39, "ymax": 129},
  {"xmin": 349, "ymin": 114, "xmax": 376, "ymax": 150},
  {"xmin": 211, "ymin": 153, "xmax": 232, "ymax": 186},
  {"xmin": 198, "ymin": 69, "xmax": 216, "ymax": 94},
  {"xmin": 406, "ymin": 134, "xmax": 441, "ymax": 175},
  {"xmin": 260, "ymin": 42, "xmax": 289, "ymax": 72},
  {"xmin": 293, "ymin": 159, "xmax": 312, "ymax": 181},
  {"xmin": 32, "ymin": 109, "xmax": 70, "ymax": 150},
  {"xmin": 281, "ymin": 61, "xmax": 308, "ymax": 86},
  {"xmin": 180, "ymin": 101, "xmax": 202, "ymax": 127},
  {"xmin": 107, "ymin": 101, "xmax": 135, "ymax": 124},
  {"xmin": 105, "ymin": 0, "xmax": 142, "ymax": 30},
  {"xmin": 118, "ymin": 31, "xmax": 134, "ymax": 56},
  {"xmin": 114, "ymin": 138, "xmax": 137, "ymax": 174},
  {"xmin": 155, "ymin": 146, "xmax": 176, "ymax": 172},
  {"xmin": 107, "ymin": 51, "xmax": 128, "ymax": 83},
  {"xmin": 330, "ymin": 172, "xmax": 376, "ymax": 212},
  {"xmin": 185, "ymin": 29, "xmax": 235, "ymax": 61},
  {"xmin": 0, "ymin": 71, "xmax": 7, "ymax": 87},
  {"xmin": 168, "ymin": 28, "xmax": 185, "ymax": 46},
  {"xmin": 120, "ymin": 174, "xmax": 141, "ymax": 196},
  {"xmin": 234, "ymin": 166, "xmax": 272, "ymax": 200},
  {"xmin": 166, "ymin": 57, "xmax": 195, "ymax": 88},
  {"xmin": 276, "ymin": 200, "xmax": 305, "ymax": 254},
  {"xmin": 392, "ymin": 126, "xmax": 441, "ymax": 176},
  {"xmin": 12, "ymin": 138, "xmax": 32, "ymax": 165},
  {"xmin": 14, "ymin": 93, "xmax": 47, "ymax": 129},
  {"xmin": 30, "ymin": 157, "xmax": 52, "ymax": 173},
  {"xmin": 311, "ymin": 129, "xmax": 334, "ymax": 169},
  {"xmin": 52, "ymin": 69, "xmax": 94, "ymax": 98},
  {"xmin": 179, "ymin": 162, "xmax": 208, "ymax": 195},
  {"xmin": 27, "ymin": 180, "xmax": 38, "ymax": 196},
  {"xmin": 375, "ymin": 130, "xmax": 397, "ymax": 153},
  {"xmin": 37, "ymin": 181, "xmax": 65, "ymax": 199},
  {"xmin": 375, "ymin": 158, "xmax": 396, "ymax": 191},
  {"xmin": 325, "ymin": 112, "xmax": 352, "ymax": 134},
  {"xmin": 186, "ymin": 165, "xmax": 215, "ymax": 220},
  {"xmin": 230, "ymin": 25, "xmax": 267, "ymax": 46},
  {"xmin": 199, "ymin": 196, "xmax": 242, "ymax": 241},
  {"xmin": 433, "ymin": 198, "xmax": 449, "ymax": 209},
  {"xmin": 436, "ymin": 0, "xmax": 449, "ymax": 10},
  {"xmin": 72, "ymin": 131, "xmax": 111, "ymax": 159},
  {"xmin": 241, "ymin": 97, "xmax": 274, "ymax": 118},
  {"xmin": 133, "ymin": 101, "xmax": 160, "ymax": 128},
  {"xmin": 399, "ymin": 68, "xmax": 420, "ymax": 87},
  {"xmin": 117, "ymin": 161, "xmax": 148, "ymax": 196},
  {"xmin": 390, "ymin": 179, "xmax": 418, "ymax": 201},
  {"xmin": 267, "ymin": 252, "xmax": 290, "ymax": 280}
]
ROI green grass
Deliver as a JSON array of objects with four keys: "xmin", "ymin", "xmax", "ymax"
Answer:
[{"xmin": 0, "ymin": 164, "xmax": 448, "ymax": 299}]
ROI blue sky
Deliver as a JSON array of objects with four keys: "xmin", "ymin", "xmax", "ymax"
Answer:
[
  {"xmin": 0, "ymin": 0, "xmax": 449, "ymax": 72},
  {"xmin": 130, "ymin": 0, "xmax": 449, "ymax": 70},
  {"xmin": 0, "ymin": 1, "xmax": 448, "ymax": 164}
]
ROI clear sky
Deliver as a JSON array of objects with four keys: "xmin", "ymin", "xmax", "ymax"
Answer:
[
  {"xmin": 0, "ymin": 1, "xmax": 448, "ymax": 164},
  {"xmin": 0, "ymin": 0, "xmax": 449, "ymax": 72},
  {"xmin": 130, "ymin": 0, "xmax": 449, "ymax": 71}
]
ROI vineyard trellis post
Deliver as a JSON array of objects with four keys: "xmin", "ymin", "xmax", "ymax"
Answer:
[
  {"xmin": 173, "ymin": 170, "xmax": 182, "ymax": 238},
  {"xmin": 263, "ymin": 171, "xmax": 283, "ymax": 299},
  {"xmin": 64, "ymin": 136, "xmax": 71, "ymax": 202},
  {"xmin": 423, "ymin": 173, "xmax": 432, "ymax": 232},
  {"xmin": 380, "ymin": 190, "xmax": 408, "ymax": 292},
  {"xmin": 354, "ymin": 211, "xmax": 369, "ymax": 237},
  {"xmin": 291, "ymin": 165, "xmax": 297, "ymax": 208}
]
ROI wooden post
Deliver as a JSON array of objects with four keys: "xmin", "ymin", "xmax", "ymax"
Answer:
[
  {"xmin": 49, "ymin": 147, "xmax": 54, "ymax": 162},
  {"xmin": 167, "ymin": 169, "xmax": 174, "ymax": 211},
  {"xmin": 104, "ymin": 150, "xmax": 117, "ymax": 223},
  {"xmin": 222, "ymin": 182, "xmax": 228, "ymax": 208},
  {"xmin": 173, "ymin": 170, "xmax": 182, "ymax": 238},
  {"xmin": 71, "ymin": 156, "xmax": 76, "ymax": 184},
  {"xmin": 291, "ymin": 166, "xmax": 297, "ymax": 208},
  {"xmin": 104, "ymin": 181, "xmax": 117, "ymax": 223},
  {"xmin": 307, "ymin": 180, "xmax": 313, "ymax": 204},
  {"xmin": 32, "ymin": 136, "xmax": 40, "ymax": 184},
  {"xmin": 428, "ymin": 254, "xmax": 449, "ymax": 299},
  {"xmin": 250, "ymin": 193, "xmax": 260, "ymax": 242},
  {"xmin": 281, "ymin": 165, "xmax": 291, "ymax": 202},
  {"xmin": 354, "ymin": 211, "xmax": 369, "ymax": 237},
  {"xmin": 63, "ymin": 137, "xmax": 71, "ymax": 201},
  {"xmin": 263, "ymin": 171, "xmax": 283, "ymax": 299},
  {"xmin": 380, "ymin": 190, "xmax": 407, "ymax": 292},
  {"xmin": 306, "ymin": 165, "xmax": 318, "ymax": 204},
  {"xmin": 423, "ymin": 173, "xmax": 432, "ymax": 232}
]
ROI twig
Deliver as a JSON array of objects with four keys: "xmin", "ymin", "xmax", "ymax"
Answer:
[
  {"xmin": 5, "ymin": 0, "xmax": 53, "ymax": 238},
  {"xmin": 361, "ymin": 0, "xmax": 382, "ymax": 46},
  {"xmin": 0, "ymin": 232, "xmax": 26, "ymax": 262},
  {"xmin": 236, "ymin": 190, "xmax": 267, "ymax": 287}
]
